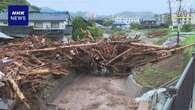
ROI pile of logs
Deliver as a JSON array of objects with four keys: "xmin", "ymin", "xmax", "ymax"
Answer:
[
  {"xmin": 0, "ymin": 35, "xmax": 193, "ymax": 109},
  {"xmin": 148, "ymin": 31, "xmax": 168, "ymax": 38}
]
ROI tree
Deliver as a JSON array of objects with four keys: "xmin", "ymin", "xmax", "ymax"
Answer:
[
  {"xmin": 88, "ymin": 24, "xmax": 104, "ymax": 37},
  {"xmin": 102, "ymin": 19, "xmax": 113, "ymax": 26},
  {"xmin": 72, "ymin": 17, "xmax": 89, "ymax": 40},
  {"xmin": 72, "ymin": 16, "xmax": 103, "ymax": 41},
  {"xmin": 130, "ymin": 23, "xmax": 144, "ymax": 30},
  {"xmin": 0, "ymin": 0, "xmax": 40, "ymax": 12},
  {"xmin": 181, "ymin": 24, "xmax": 192, "ymax": 32}
]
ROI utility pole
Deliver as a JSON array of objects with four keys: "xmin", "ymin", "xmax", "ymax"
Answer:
[
  {"xmin": 189, "ymin": 8, "xmax": 192, "ymax": 24},
  {"xmin": 176, "ymin": 0, "xmax": 182, "ymax": 45},
  {"xmin": 168, "ymin": 0, "xmax": 173, "ymax": 30}
]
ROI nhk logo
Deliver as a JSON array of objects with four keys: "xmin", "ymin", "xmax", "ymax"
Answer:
[{"xmin": 8, "ymin": 5, "xmax": 29, "ymax": 26}]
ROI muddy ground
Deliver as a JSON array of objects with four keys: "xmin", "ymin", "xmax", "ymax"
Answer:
[{"xmin": 51, "ymin": 75, "xmax": 138, "ymax": 110}]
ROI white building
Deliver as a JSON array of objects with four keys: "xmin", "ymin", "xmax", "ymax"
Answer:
[
  {"xmin": 172, "ymin": 13, "xmax": 192, "ymax": 26},
  {"xmin": 112, "ymin": 16, "xmax": 140, "ymax": 29}
]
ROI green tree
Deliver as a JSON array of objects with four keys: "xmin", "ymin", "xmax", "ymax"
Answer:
[
  {"xmin": 181, "ymin": 24, "xmax": 192, "ymax": 32},
  {"xmin": 102, "ymin": 19, "xmax": 113, "ymax": 26},
  {"xmin": 72, "ymin": 17, "xmax": 89, "ymax": 40},
  {"xmin": 0, "ymin": 0, "xmax": 39, "ymax": 12},
  {"xmin": 130, "ymin": 23, "xmax": 144, "ymax": 30},
  {"xmin": 88, "ymin": 25, "xmax": 104, "ymax": 37},
  {"xmin": 72, "ymin": 17, "xmax": 103, "ymax": 40}
]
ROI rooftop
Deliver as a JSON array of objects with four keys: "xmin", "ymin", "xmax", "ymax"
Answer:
[
  {"xmin": 0, "ymin": 32, "xmax": 13, "ymax": 39},
  {"xmin": 0, "ymin": 12, "xmax": 71, "ymax": 21}
]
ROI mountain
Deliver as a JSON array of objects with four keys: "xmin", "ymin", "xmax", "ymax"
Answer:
[
  {"xmin": 114, "ymin": 11, "xmax": 155, "ymax": 19},
  {"xmin": 40, "ymin": 7, "xmax": 57, "ymax": 12},
  {"xmin": 70, "ymin": 11, "xmax": 88, "ymax": 17},
  {"xmin": 0, "ymin": 0, "xmax": 40, "ymax": 12}
]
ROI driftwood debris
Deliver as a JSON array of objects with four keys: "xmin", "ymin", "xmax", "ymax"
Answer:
[
  {"xmin": 7, "ymin": 78, "xmax": 30, "ymax": 109},
  {"xmin": 0, "ymin": 35, "xmax": 194, "ymax": 108}
]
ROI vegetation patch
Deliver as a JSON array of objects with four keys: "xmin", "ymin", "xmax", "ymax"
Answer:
[
  {"xmin": 134, "ymin": 32, "xmax": 195, "ymax": 89},
  {"xmin": 134, "ymin": 56, "xmax": 183, "ymax": 88}
]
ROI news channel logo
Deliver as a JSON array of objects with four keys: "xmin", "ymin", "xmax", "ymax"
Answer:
[{"xmin": 8, "ymin": 5, "xmax": 29, "ymax": 26}]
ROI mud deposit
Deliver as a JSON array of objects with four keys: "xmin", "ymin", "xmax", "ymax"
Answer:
[{"xmin": 52, "ymin": 75, "xmax": 136, "ymax": 110}]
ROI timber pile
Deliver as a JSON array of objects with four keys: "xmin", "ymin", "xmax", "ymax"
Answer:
[
  {"xmin": 148, "ymin": 31, "xmax": 168, "ymax": 38},
  {"xmin": 0, "ymin": 36, "xmax": 69, "ymax": 109},
  {"xmin": 0, "ymin": 35, "xmax": 193, "ymax": 109}
]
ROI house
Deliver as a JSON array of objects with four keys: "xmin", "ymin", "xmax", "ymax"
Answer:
[
  {"xmin": 112, "ymin": 16, "xmax": 140, "ymax": 29},
  {"xmin": 156, "ymin": 13, "xmax": 170, "ymax": 25},
  {"xmin": 0, "ymin": 12, "xmax": 72, "ymax": 37},
  {"xmin": 0, "ymin": 32, "xmax": 13, "ymax": 39},
  {"xmin": 141, "ymin": 18, "xmax": 159, "ymax": 28},
  {"xmin": 112, "ymin": 22, "xmax": 129, "ymax": 29}
]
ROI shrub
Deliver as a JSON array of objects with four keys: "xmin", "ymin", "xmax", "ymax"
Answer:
[{"xmin": 181, "ymin": 24, "xmax": 192, "ymax": 32}]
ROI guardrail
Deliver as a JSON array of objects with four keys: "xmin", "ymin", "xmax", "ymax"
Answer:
[{"xmin": 162, "ymin": 53, "xmax": 195, "ymax": 110}]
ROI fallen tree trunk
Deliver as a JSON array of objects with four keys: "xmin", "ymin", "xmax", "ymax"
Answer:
[
  {"xmin": 106, "ymin": 48, "xmax": 133, "ymax": 65},
  {"xmin": 7, "ymin": 78, "xmax": 30, "ymax": 109},
  {"xmin": 130, "ymin": 42, "xmax": 166, "ymax": 49},
  {"xmin": 168, "ymin": 43, "xmax": 195, "ymax": 52},
  {"xmin": 29, "ymin": 68, "xmax": 51, "ymax": 75},
  {"xmin": 20, "ymin": 42, "xmax": 100, "ymax": 53}
]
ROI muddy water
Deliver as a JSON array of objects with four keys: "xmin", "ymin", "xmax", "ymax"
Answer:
[{"xmin": 52, "ymin": 75, "xmax": 140, "ymax": 110}]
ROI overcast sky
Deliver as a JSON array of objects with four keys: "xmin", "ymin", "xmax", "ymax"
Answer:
[{"xmin": 29, "ymin": 0, "xmax": 195, "ymax": 15}]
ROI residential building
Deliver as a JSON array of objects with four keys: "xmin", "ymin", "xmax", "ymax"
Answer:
[
  {"xmin": 158, "ymin": 10, "xmax": 195, "ymax": 26},
  {"xmin": 0, "ymin": 12, "xmax": 72, "ymax": 37},
  {"xmin": 141, "ymin": 18, "xmax": 159, "ymax": 28},
  {"xmin": 172, "ymin": 13, "xmax": 192, "ymax": 26},
  {"xmin": 112, "ymin": 16, "xmax": 140, "ymax": 29},
  {"xmin": 156, "ymin": 13, "xmax": 170, "ymax": 25},
  {"xmin": 191, "ymin": 12, "xmax": 195, "ymax": 25}
]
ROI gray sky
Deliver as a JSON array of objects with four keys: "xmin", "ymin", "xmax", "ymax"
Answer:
[{"xmin": 29, "ymin": 0, "xmax": 195, "ymax": 15}]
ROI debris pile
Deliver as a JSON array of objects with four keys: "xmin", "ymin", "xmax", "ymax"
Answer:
[
  {"xmin": 148, "ymin": 31, "xmax": 168, "ymax": 38},
  {"xmin": 0, "ymin": 36, "xmax": 69, "ymax": 109},
  {"xmin": 0, "ymin": 35, "xmax": 192, "ymax": 109}
]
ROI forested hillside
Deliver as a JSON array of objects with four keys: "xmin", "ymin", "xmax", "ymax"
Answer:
[{"xmin": 0, "ymin": 0, "xmax": 40, "ymax": 12}]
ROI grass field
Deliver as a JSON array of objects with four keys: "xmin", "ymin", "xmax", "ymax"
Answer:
[
  {"xmin": 134, "ymin": 34, "xmax": 195, "ymax": 89},
  {"xmin": 182, "ymin": 35, "xmax": 195, "ymax": 45}
]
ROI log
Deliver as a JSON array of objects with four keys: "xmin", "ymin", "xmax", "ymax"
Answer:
[
  {"xmin": 29, "ymin": 68, "xmax": 51, "ymax": 75},
  {"xmin": 168, "ymin": 43, "xmax": 195, "ymax": 52},
  {"xmin": 106, "ymin": 48, "xmax": 133, "ymax": 65},
  {"xmin": 21, "ymin": 42, "xmax": 100, "ymax": 53},
  {"xmin": 130, "ymin": 42, "xmax": 166, "ymax": 49},
  {"xmin": 30, "ymin": 55, "xmax": 45, "ymax": 65},
  {"xmin": 7, "ymin": 78, "xmax": 30, "ymax": 109},
  {"xmin": 110, "ymin": 41, "xmax": 166, "ymax": 49}
]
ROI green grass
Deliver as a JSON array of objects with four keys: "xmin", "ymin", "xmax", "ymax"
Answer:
[
  {"xmin": 181, "ymin": 35, "xmax": 195, "ymax": 66},
  {"xmin": 153, "ymin": 28, "xmax": 172, "ymax": 45},
  {"xmin": 155, "ymin": 34, "xmax": 171, "ymax": 45},
  {"xmin": 182, "ymin": 35, "xmax": 195, "ymax": 45},
  {"xmin": 134, "ymin": 63, "xmax": 181, "ymax": 88},
  {"xmin": 134, "ymin": 32, "xmax": 195, "ymax": 89}
]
